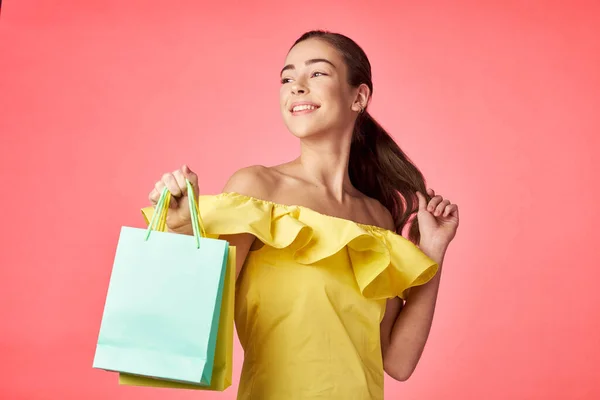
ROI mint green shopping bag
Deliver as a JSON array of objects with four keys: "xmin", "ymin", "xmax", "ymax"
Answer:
[{"xmin": 93, "ymin": 179, "xmax": 229, "ymax": 385}]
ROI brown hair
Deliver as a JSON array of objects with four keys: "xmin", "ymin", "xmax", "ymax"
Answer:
[{"xmin": 292, "ymin": 30, "xmax": 431, "ymax": 244}]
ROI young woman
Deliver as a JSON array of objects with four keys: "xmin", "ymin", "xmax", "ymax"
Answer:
[{"xmin": 147, "ymin": 30, "xmax": 459, "ymax": 400}]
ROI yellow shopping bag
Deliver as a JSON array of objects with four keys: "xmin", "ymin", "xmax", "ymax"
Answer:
[{"xmin": 117, "ymin": 202, "xmax": 235, "ymax": 391}]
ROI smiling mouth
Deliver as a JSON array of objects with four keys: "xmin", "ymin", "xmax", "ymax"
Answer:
[{"xmin": 291, "ymin": 105, "xmax": 320, "ymax": 115}]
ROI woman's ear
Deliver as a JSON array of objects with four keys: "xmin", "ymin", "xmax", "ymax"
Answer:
[{"xmin": 352, "ymin": 83, "xmax": 371, "ymax": 112}]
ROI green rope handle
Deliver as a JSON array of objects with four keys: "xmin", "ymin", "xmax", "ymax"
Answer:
[
  {"xmin": 145, "ymin": 186, "xmax": 169, "ymax": 237},
  {"xmin": 144, "ymin": 179, "xmax": 205, "ymax": 248}
]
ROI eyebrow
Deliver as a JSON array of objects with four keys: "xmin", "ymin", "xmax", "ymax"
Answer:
[{"xmin": 280, "ymin": 58, "xmax": 336, "ymax": 76}]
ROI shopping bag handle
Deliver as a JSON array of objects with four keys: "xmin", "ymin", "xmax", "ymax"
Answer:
[{"xmin": 144, "ymin": 178, "xmax": 207, "ymax": 248}]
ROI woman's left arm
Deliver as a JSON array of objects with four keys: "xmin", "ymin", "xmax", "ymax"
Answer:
[
  {"xmin": 380, "ymin": 188, "xmax": 459, "ymax": 381},
  {"xmin": 381, "ymin": 243, "xmax": 446, "ymax": 381}
]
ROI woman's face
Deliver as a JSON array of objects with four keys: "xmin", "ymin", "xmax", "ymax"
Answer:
[{"xmin": 279, "ymin": 38, "xmax": 359, "ymax": 140}]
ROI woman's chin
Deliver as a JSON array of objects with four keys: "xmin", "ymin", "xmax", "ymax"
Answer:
[{"xmin": 288, "ymin": 125, "xmax": 327, "ymax": 139}]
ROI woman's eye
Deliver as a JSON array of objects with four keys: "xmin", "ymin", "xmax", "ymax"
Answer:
[{"xmin": 281, "ymin": 72, "xmax": 326, "ymax": 84}]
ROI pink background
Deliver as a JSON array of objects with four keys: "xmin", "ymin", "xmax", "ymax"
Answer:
[{"xmin": 1, "ymin": 1, "xmax": 599, "ymax": 399}]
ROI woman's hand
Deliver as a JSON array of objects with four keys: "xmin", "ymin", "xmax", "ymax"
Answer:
[
  {"xmin": 148, "ymin": 164, "xmax": 199, "ymax": 233},
  {"xmin": 415, "ymin": 188, "xmax": 459, "ymax": 250}
]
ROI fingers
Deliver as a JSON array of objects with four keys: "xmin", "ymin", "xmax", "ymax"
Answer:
[
  {"xmin": 420, "ymin": 188, "xmax": 448, "ymax": 215},
  {"xmin": 419, "ymin": 188, "xmax": 436, "ymax": 211},
  {"xmin": 182, "ymin": 164, "xmax": 200, "ymax": 201},
  {"xmin": 172, "ymin": 164, "xmax": 199, "ymax": 194},
  {"xmin": 433, "ymin": 199, "xmax": 451, "ymax": 217},
  {"xmin": 422, "ymin": 187, "xmax": 457, "ymax": 218},
  {"xmin": 148, "ymin": 187, "xmax": 161, "ymax": 205},
  {"xmin": 149, "ymin": 179, "xmax": 179, "ymax": 208},
  {"xmin": 444, "ymin": 204, "xmax": 459, "ymax": 218},
  {"xmin": 183, "ymin": 164, "xmax": 199, "ymax": 192},
  {"xmin": 415, "ymin": 191, "xmax": 428, "ymax": 211},
  {"xmin": 148, "ymin": 164, "xmax": 198, "ymax": 207},
  {"xmin": 426, "ymin": 192, "xmax": 443, "ymax": 212},
  {"xmin": 162, "ymin": 172, "xmax": 183, "ymax": 197},
  {"xmin": 172, "ymin": 169, "xmax": 187, "ymax": 194}
]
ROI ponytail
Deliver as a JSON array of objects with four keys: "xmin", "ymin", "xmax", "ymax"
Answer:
[
  {"xmin": 290, "ymin": 30, "xmax": 431, "ymax": 243},
  {"xmin": 349, "ymin": 112, "xmax": 430, "ymax": 244}
]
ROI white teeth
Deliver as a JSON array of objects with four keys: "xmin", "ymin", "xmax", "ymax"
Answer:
[{"xmin": 292, "ymin": 104, "xmax": 318, "ymax": 112}]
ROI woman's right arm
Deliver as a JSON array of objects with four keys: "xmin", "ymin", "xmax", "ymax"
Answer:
[
  {"xmin": 151, "ymin": 164, "xmax": 272, "ymax": 281},
  {"xmin": 218, "ymin": 165, "xmax": 275, "ymax": 281}
]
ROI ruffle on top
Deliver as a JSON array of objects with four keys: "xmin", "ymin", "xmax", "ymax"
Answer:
[{"xmin": 142, "ymin": 192, "xmax": 439, "ymax": 300}]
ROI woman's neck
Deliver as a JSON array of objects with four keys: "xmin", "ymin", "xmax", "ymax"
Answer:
[{"xmin": 297, "ymin": 134, "xmax": 356, "ymax": 202}]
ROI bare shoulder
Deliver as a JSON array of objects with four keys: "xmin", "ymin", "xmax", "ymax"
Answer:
[
  {"xmin": 221, "ymin": 165, "xmax": 281, "ymax": 200},
  {"xmin": 363, "ymin": 196, "xmax": 396, "ymax": 232}
]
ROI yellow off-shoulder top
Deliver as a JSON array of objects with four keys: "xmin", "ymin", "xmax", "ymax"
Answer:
[{"xmin": 142, "ymin": 192, "xmax": 439, "ymax": 400}]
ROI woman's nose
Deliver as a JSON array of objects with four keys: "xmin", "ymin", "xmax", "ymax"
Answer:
[{"xmin": 291, "ymin": 81, "xmax": 308, "ymax": 95}]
